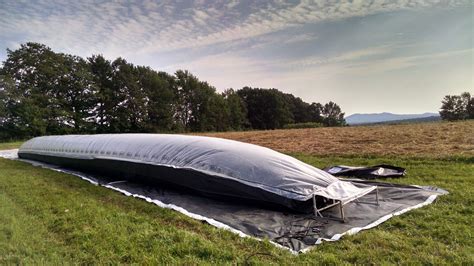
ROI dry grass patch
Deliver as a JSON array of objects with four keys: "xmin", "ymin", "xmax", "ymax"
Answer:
[{"xmin": 201, "ymin": 121, "xmax": 474, "ymax": 157}]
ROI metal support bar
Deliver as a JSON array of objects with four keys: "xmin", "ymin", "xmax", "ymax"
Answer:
[
  {"xmin": 313, "ymin": 186, "xmax": 380, "ymax": 223},
  {"xmin": 355, "ymin": 186, "xmax": 380, "ymax": 205},
  {"xmin": 313, "ymin": 193, "xmax": 323, "ymax": 217},
  {"xmin": 339, "ymin": 201, "xmax": 345, "ymax": 220},
  {"xmin": 313, "ymin": 198, "xmax": 345, "ymax": 222}
]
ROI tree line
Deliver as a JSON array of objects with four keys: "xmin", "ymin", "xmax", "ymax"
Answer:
[
  {"xmin": 0, "ymin": 42, "xmax": 345, "ymax": 140},
  {"xmin": 439, "ymin": 92, "xmax": 473, "ymax": 121}
]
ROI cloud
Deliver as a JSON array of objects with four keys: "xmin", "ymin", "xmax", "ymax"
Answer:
[
  {"xmin": 162, "ymin": 43, "xmax": 472, "ymax": 95},
  {"xmin": 0, "ymin": 0, "xmax": 469, "ymax": 58},
  {"xmin": 338, "ymin": 48, "xmax": 474, "ymax": 75},
  {"xmin": 281, "ymin": 46, "xmax": 393, "ymax": 69},
  {"xmin": 161, "ymin": 39, "xmax": 391, "ymax": 86}
]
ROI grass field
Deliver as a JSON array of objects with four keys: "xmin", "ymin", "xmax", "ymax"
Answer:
[
  {"xmin": 0, "ymin": 121, "xmax": 473, "ymax": 264},
  {"xmin": 202, "ymin": 120, "xmax": 474, "ymax": 157}
]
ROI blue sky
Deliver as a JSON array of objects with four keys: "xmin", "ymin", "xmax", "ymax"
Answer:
[{"xmin": 0, "ymin": 0, "xmax": 472, "ymax": 115}]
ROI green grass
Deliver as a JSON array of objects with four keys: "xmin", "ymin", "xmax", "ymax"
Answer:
[
  {"xmin": 0, "ymin": 142, "xmax": 473, "ymax": 264},
  {"xmin": 0, "ymin": 141, "xmax": 24, "ymax": 150}
]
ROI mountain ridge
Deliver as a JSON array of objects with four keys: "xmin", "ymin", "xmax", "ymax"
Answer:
[{"xmin": 346, "ymin": 112, "xmax": 440, "ymax": 124}]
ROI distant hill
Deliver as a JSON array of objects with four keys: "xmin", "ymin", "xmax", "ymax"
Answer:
[
  {"xmin": 346, "ymin": 112, "xmax": 440, "ymax": 125},
  {"xmin": 353, "ymin": 115, "xmax": 442, "ymax": 126}
]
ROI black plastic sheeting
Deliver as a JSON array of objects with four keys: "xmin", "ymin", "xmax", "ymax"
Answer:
[
  {"xmin": 323, "ymin": 165, "xmax": 407, "ymax": 179},
  {"xmin": 104, "ymin": 178, "xmax": 445, "ymax": 252},
  {"xmin": 0, "ymin": 149, "xmax": 447, "ymax": 253}
]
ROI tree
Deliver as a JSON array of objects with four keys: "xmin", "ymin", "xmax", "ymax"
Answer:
[
  {"xmin": 190, "ymin": 80, "xmax": 218, "ymax": 132},
  {"xmin": 284, "ymin": 93, "xmax": 312, "ymax": 123},
  {"xmin": 321, "ymin": 101, "xmax": 346, "ymax": 126},
  {"xmin": 2, "ymin": 43, "xmax": 98, "ymax": 136},
  {"xmin": 0, "ymin": 42, "xmax": 350, "ymax": 140},
  {"xmin": 88, "ymin": 54, "xmax": 115, "ymax": 132},
  {"xmin": 308, "ymin": 102, "xmax": 323, "ymax": 123},
  {"xmin": 1, "ymin": 43, "xmax": 70, "ymax": 137},
  {"xmin": 55, "ymin": 54, "xmax": 97, "ymax": 133},
  {"xmin": 439, "ymin": 92, "xmax": 473, "ymax": 121},
  {"xmin": 136, "ymin": 67, "xmax": 176, "ymax": 132},
  {"xmin": 465, "ymin": 92, "xmax": 474, "ymax": 119},
  {"xmin": 237, "ymin": 87, "xmax": 293, "ymax": 130},
  {"xmin": 174, "ymin": 70, "xmax": 226, "ymax": 132},
  {"xmin": 0, "ymin": 71, "xmax": 15, "ymax": 139},
  {"xmin": 174, "ymin": 70, "xmax": 198, "ymax": 130},
  {"xmin": 223, "ymin": 89, "xmax": 248, "ymax": 130},
  {"xmin": 203, "ymin": 93, "xmax": 231, "ymax": 132}
]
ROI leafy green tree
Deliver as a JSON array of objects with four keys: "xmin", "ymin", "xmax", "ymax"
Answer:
[
  {"xmin": 109, "ymin": 58, "xmax": 148, "ymax": 132},
  {"xmin": 88, "ymin": 55, "xmax": 115, "ymax": 132},
  {"xmin": 223, "ymin": 89, "xmax": 248, "ymax": 130},
  {"xmin": 439, "ymin": 92, "xmax": 473, "ymax": 121},
  {"xmin": 321, "ymin": 101, "xmax": 346, "ymax": 126},
  {"xmin": 89, "ymin": 56, "xmax": 178, "ymax": 133},
  {"xmin": 1, "ymin": 43, "xmax": 67, "ymax": 137},
  {"xmin": 237, "ymin": 87, "xmax": 293, "ymax": 129},
  {"xmin": 204, "ymin": 93, "xmax": 231, "ymax": 132},
  {"xmin": 440, "ymin": 95, "xmax": 459, "ymax": 121},
  {"xmin": 89, "ymin": 56, "xmax": 151, "ymax": 133},
  {"xmin": 55, "ymin": 54, "xmax": 97, "ymax": 133},
  {"xmin": 0, "ymin": 42, "xmax": 350, "ymax": 140},
  {"xmin": 2, "ymin": 43, "xmax": 97, "ymax": 136},
  {"xmin": 136, "ymin": 67, "xmax": 176, "ymax": 132},
  {"xmin": 188, "ymin": 80, "xmax": 222, "ymax": 132},
  {"xmin": 308, "ymin": 102, "xmax": 323, "ymax": 123},
  {"xmin": 284, "ymin": 94, "xmax": 312, "ymax": 123},
  {"xmin": 465, "ymin": 92, "xmax": 474, "ymax": 119},
  {"xmin": 174, "ymin": 70, "xmax": 199, "ymax": 130},
  {"xmin": 174, "ymin": 70, "xmax": 227, "ymax": 132},
  {"xmin": 0, "ymin": 71, "xmax": 15, "ymax": 139}
]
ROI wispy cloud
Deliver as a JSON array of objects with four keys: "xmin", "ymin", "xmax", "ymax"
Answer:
[
  {"xmin": 0, "ymin": 0, "xmax": 469, "ymax": 58},
  {"xmin": 162, "ymin": 43, "xmax": 472, "ymax": 94},
  {"xmin": 344, "ymin": 48, "xmax": 474, "ymax": 74},
  {"xmin": 281, "ymin": 46, "xmax": 393, "ymax": 69}
]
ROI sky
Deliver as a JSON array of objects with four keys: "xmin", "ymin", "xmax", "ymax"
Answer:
[{"xmin": 0, "ymin": 0, "xmax": 472, "ymax": 115}]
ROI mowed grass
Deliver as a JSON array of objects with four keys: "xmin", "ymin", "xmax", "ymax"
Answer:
[
  {"xmin": 1, "ymin": 122, "xmax": 473, "ymax": 264},
  {"xmin": 202, "ymin": 120, "xmax": 474, "ymax": 157}
]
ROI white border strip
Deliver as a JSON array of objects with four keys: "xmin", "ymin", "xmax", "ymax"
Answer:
[{"xmin": 300, "ymin": 194, "xmax": 439, "ymax": 253}]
